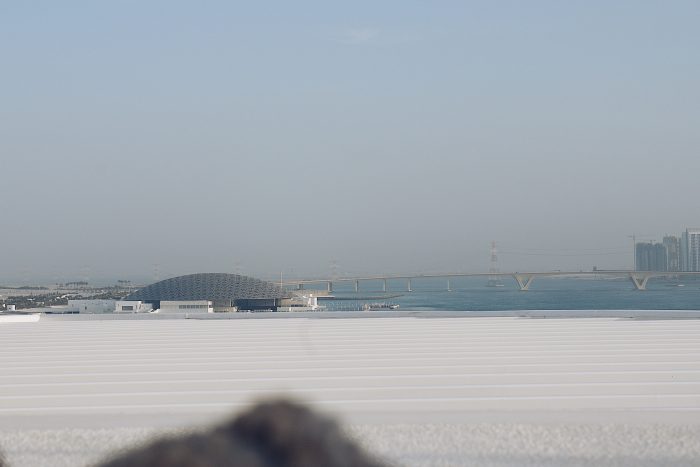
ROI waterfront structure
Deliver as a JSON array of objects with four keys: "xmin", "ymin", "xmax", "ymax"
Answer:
[
  {"xmin": 662, "ymin": 236, "xmax": 681, "ymax": 272},
  {"xmin": 125, "ymin": 273, "xmax": 291, "ymax": 312},
  {"xmin": 635, "ymin": 242, "xmax": 667, "ymax": 272},
  {"xmin": 277, "ymin": 293, "xmax": 323, "ymax": 312}
]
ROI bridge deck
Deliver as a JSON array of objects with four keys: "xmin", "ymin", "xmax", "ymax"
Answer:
[{"xmin": 282, "ymin": 271, "xmax": 700, "ymax": 291}]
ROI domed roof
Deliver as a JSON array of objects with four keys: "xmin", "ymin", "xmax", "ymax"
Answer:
[{"xmin": 126, "ymin": 273, "xmax": 289, "ymax": 301}]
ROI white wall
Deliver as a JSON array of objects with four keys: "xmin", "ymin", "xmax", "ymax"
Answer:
[
  {"xmin": 68, "ymin": 300, "xmax": 116, "ymax": 314},
  {"xmin": 115, "ymin": 301, "xmax": 153, "ymax": 313},
  {"xmin": 159, "ymin": 300, "xmax": 213, "ymax": 313}
]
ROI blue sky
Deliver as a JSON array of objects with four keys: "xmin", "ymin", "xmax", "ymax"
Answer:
[{"xmin": 1, "ymin": 1, "xmax": 699, "ymax": 282}]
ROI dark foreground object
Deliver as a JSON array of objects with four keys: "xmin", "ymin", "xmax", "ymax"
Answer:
[{"xmin": 96, "ymin": 399, "xmax": 388, "ymax": 467}]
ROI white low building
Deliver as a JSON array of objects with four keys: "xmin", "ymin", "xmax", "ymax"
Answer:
[
  {"xmin": 68, "ymin": 300, "xmax": 116, "ymax": 314},
  {"xmin": 277, "ymin": 294, "xmax": 324, "ymax": 312},
  {"xmin": 158, "ymin": 300, "xmax": 214, "ymax": 313},
  {"xmin": 115, "ymin": 301, "xmax": 154, "ymax": 313}
]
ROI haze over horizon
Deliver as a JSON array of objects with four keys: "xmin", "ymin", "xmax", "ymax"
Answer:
[{"xmin": 2, "ymin": 1, "xmax": 699, "ymax": 284}]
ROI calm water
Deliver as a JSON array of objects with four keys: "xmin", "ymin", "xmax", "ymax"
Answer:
[{"xmin": 321, "ymin": 276, "xmax": 700, "ymax": 311}]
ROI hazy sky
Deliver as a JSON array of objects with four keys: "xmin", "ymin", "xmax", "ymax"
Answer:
[{"xmin": 1, "ymin": 1, "xmax": 699, "ymax": 283}]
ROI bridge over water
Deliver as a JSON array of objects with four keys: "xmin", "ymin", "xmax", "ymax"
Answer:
[{"xmin": 282, "ymin": 270, "xmax": 700, "ymax": 292}]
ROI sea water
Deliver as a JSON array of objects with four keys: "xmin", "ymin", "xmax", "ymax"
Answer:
[{"xmin": 322, "ymin": 276, "xmax": 700, "ymax": 311}]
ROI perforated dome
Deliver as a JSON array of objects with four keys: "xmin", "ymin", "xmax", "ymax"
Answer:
[{"xmin": 126, "ymin": 273, "xmax": 289, "ymax": 301}]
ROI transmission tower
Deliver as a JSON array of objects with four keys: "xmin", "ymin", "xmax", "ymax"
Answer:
[
  {"xmin": 487, "ymin": 241, "xmax": 504, "ymax": 287},
  {"xmin": 330, "ymin": 259, "xmax": 340, "ymax": 281}
]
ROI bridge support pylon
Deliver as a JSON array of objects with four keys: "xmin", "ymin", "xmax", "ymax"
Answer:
[
  {"xmin": 629, "ymin": 273, "xmax": 652, "ymax": 291},
  {"xmin": 513, "ymin": 274, "xmax": 535, "ymax": 291},
  {"xmin": 383, "ymin": 279, "xmax": 387, "ymax": 292},
  {"xmin": 407, "ymin": 278, "xmax": 412, "ymax": 292},
  {"xmin": 447, "ymin": 279, "xmax": 451, "ymax": 292},
  {"xmin": 327, "ymin": 281, "xmax": 333, "ymax": 293},
  {"xmin": 354, "ymin": 280, "xmax": 359, "ymax": 293}
]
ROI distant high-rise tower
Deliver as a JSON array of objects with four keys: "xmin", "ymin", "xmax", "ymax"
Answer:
[
  {"xmin": 682, "ymin": 228, "xmax": 700, "ymax": 272},
  {"xmin": 487, "ymin": 241, "xmax": 504, "ymax": 287},
  {"xmin": 662, "ymin": 236, "xmax": 681, "ymax": 272},
  {"xmin": 635, "ymin": 242, "xmax": 667, "ymax": 271}
]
